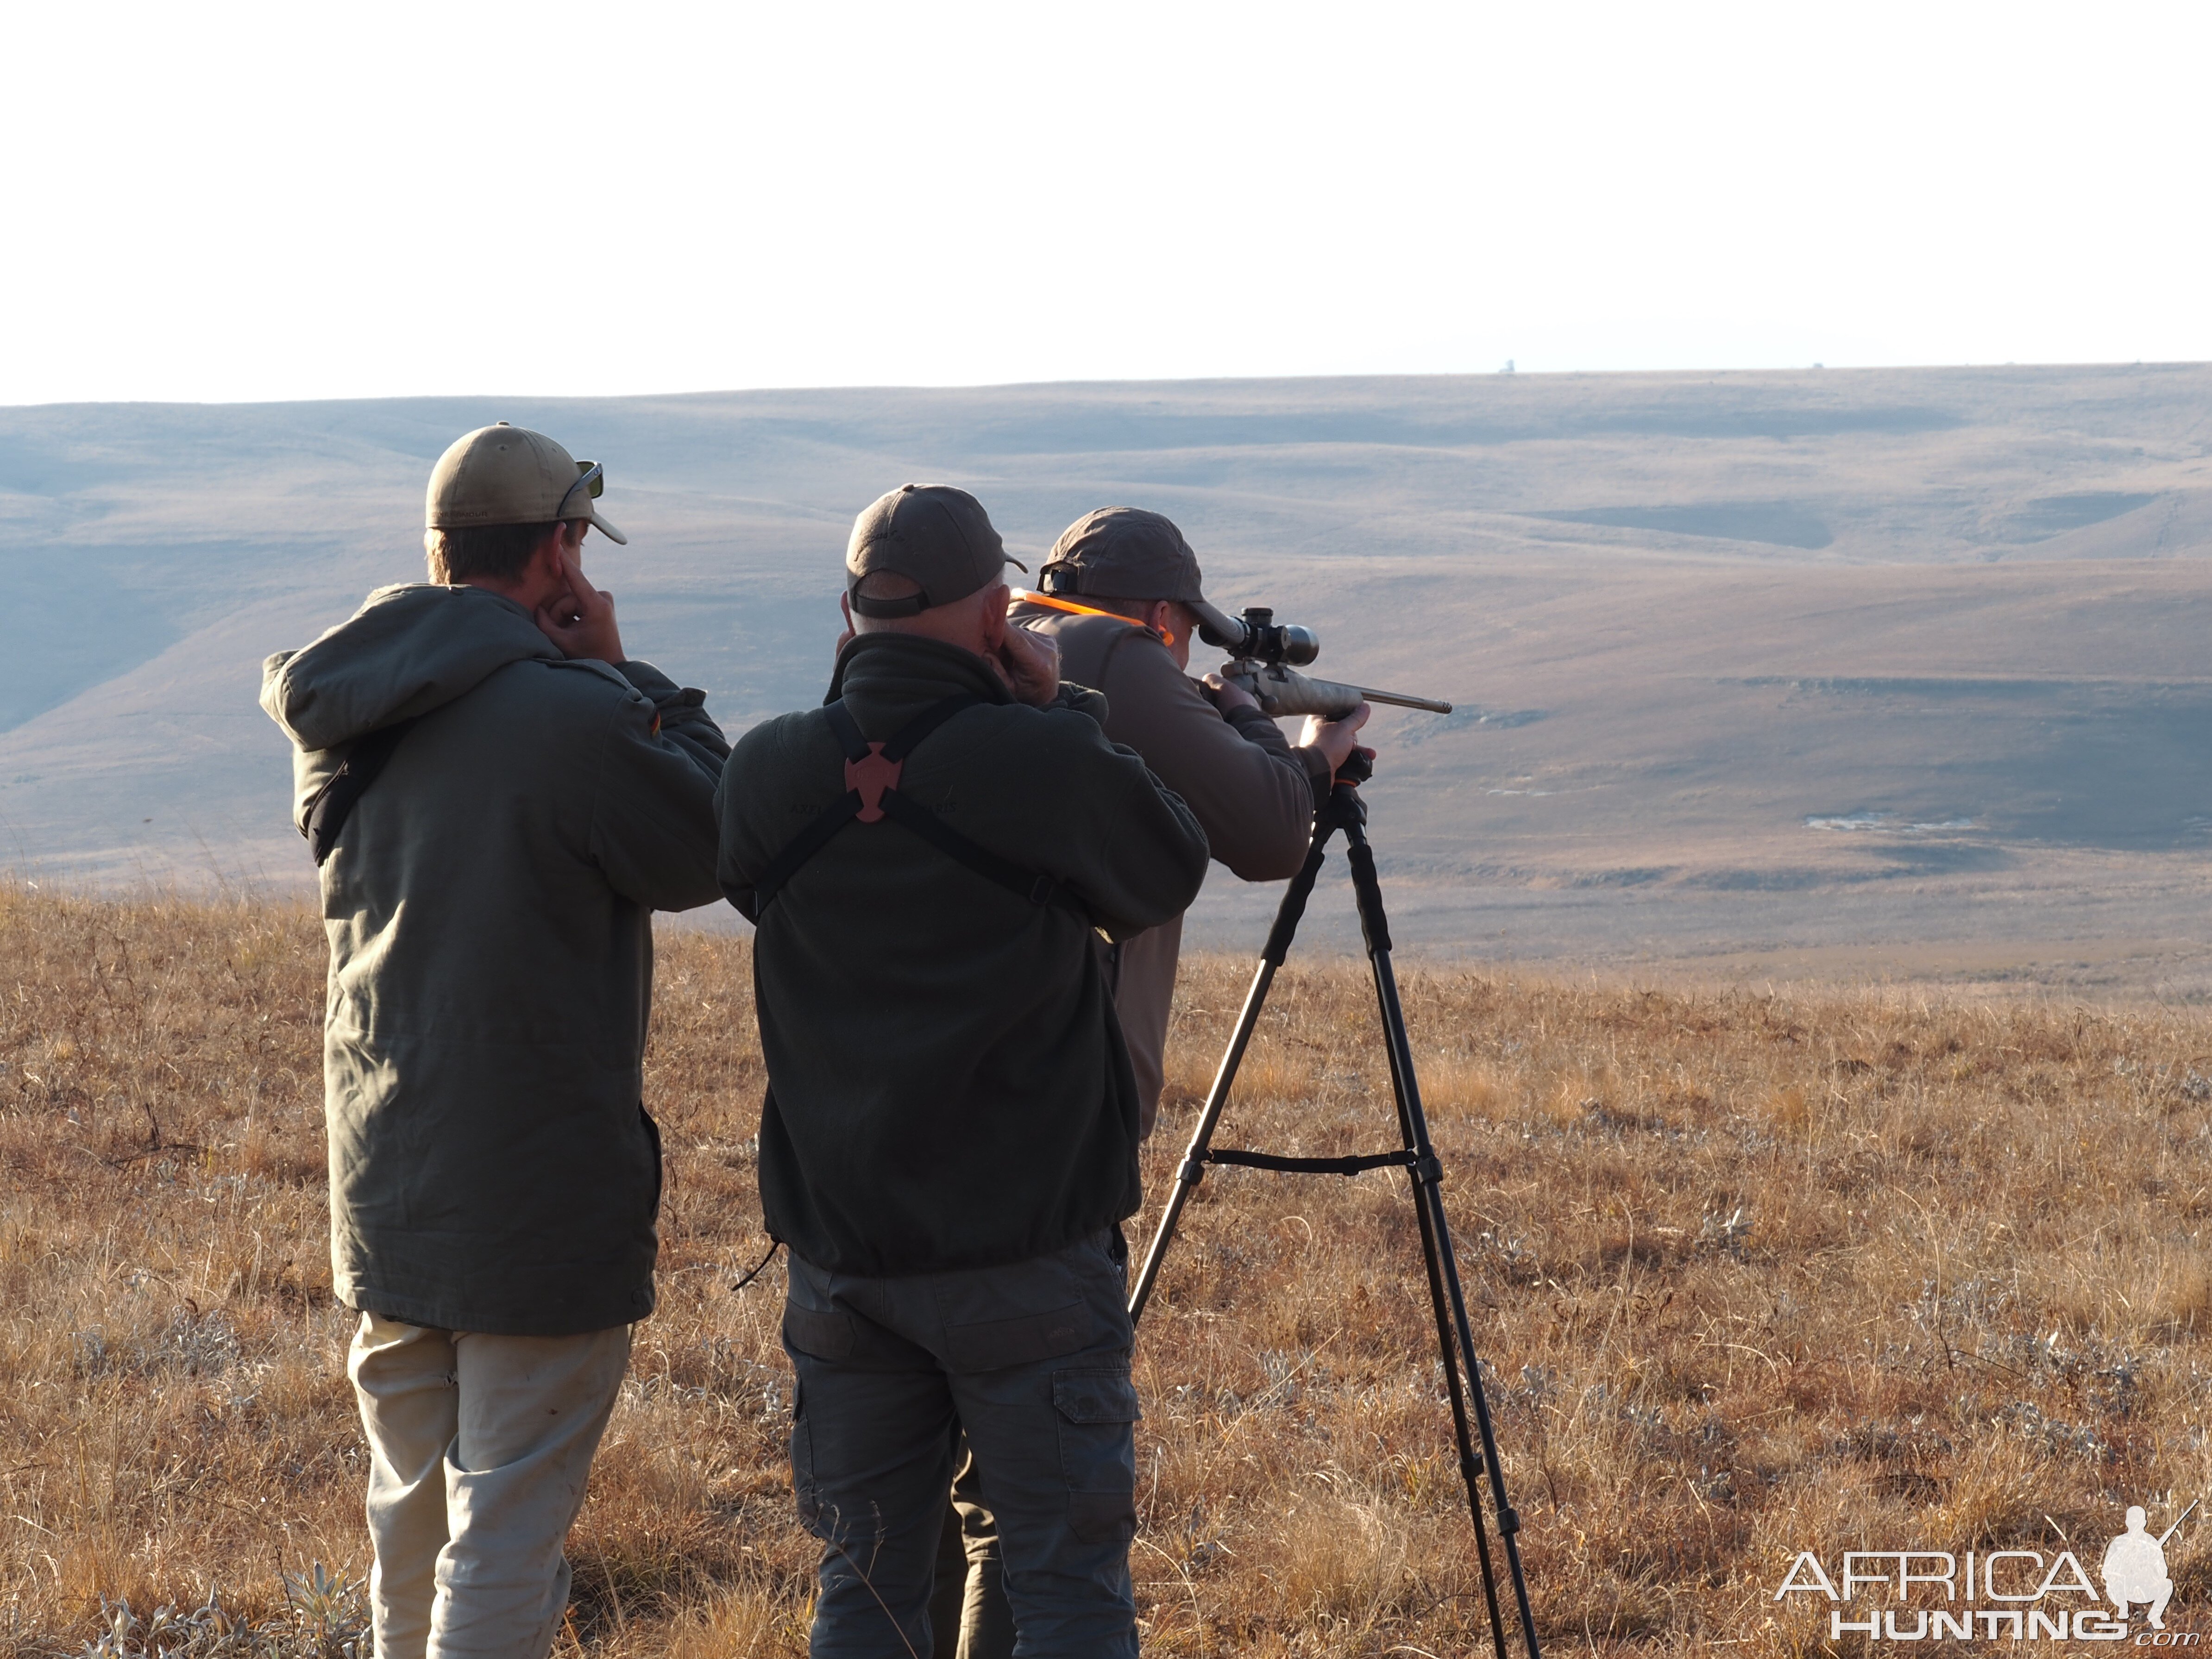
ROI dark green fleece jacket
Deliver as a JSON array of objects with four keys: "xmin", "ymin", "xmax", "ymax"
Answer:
[
  {"xmin": 261, "ymin": 583, "xmax": 728, "ymax": 1336},
  {"xmin": 716, "ymin": 633, "xmax": 1210, "ymax": 1277}
]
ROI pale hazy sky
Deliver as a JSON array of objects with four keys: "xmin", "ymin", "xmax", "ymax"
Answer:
[{"xmin": 6, "ymin": 1, "xmax": 2206, "ymax": 406}]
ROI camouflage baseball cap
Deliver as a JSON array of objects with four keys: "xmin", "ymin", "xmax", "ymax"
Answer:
[
  {"xmin": 846, "ymin": 484, "xmax": 1026, "ymax": 618},
  {"xmin": 1039, "ymin": 507, "xmax": 1240, "ymax": 641},
  {"xmin": 426, "ymin": 423, "xmax": 627, "ymax": 546}
]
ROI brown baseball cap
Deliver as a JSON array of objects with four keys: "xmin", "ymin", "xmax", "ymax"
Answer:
[
  {"xmin": 846, "ymin": 484, "xmax": 1026, "ymax": 618},
  {"xmin": 1039, "ymin": 507, "xmax": 1241, "ymax": 642},
  {"xmin": 426, "ymin": 422, "xmax": 628, "ymax": 546}
]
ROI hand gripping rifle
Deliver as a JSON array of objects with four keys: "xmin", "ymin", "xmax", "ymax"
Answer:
[{"xmin": 1128, "ymin": 610, "xmax": 1541, "ymax": 1659}]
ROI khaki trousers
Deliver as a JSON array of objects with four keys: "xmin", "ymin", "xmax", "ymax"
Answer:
[
  {"xmin": 347, "ymin": 1313, "xmax": 631, "ymax": 1659},
  {"xmin": 928, "ymin": 1444, "xmax": 1016, "ymax": 1659}
]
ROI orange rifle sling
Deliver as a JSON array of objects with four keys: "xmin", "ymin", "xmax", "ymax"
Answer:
[{"xmin": 1011, "ymin": 589, "xmax": 1175, "ymax": 649}]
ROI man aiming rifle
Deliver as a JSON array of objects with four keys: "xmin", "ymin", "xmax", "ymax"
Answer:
[
  {"xmin": 928, "ymin": 506, "xmax": 1371, "ymax": 1657},
  {"xmin": 1016, "ymin": 507, "xmax": 1372, "ymax": 1131}
]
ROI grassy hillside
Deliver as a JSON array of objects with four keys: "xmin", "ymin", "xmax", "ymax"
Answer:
[
  {"xmin": 5, "ymin": 892, "xmax": 2212, "ymax": 1653},
  {"xmin": 7, "ymin": 366, "xmax": 2212, "ymax": 988}
]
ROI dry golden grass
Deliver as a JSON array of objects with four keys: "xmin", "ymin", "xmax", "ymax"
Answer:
[{"xmin": 6, "ymin": 887, "xmax": 2212, "ymax": 1653}]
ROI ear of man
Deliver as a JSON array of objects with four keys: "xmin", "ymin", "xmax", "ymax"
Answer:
[
  {"xmin": 1074, "ymin": 595, "xmax": 1193, "ymax": 668},
  {"xmin": 426, "ymin": 519, "xmax": 578, "ymax": 587},
  {"xmin": 523, "ymin": 521, "xmax": 584, "ymax": 591},
  {"xmin": 432, "ymin": 520, "xmax": 583, "ymax": 608},
  {"xmin": 1077, "ymin": 594, "xmax": 1183, "ymax": 632}
]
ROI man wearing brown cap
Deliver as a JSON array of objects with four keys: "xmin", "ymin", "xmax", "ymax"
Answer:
[
  {"xmin": 716, "ymin": 484, "xmax": 1210, "ymax": 1658},
  {"xmin": 925, "ymin": 507, "xmax": 1368, "ymax": 1656},
  {"xmin": 262, "ymin": 424, "xmax": 728, "ymax": 1659}
]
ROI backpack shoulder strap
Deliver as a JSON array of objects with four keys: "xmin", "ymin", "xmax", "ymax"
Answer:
[
  {"xmin": 879, "ymin": 789, "xmax": 1083, "ymax": 915},
  {"xmin": 820, "ymin": 699, "xmax": 873, "ymax": 761},
  {"xmin": 821, "ymin": 692, "xmax": 977, "ymax": 762},
  {"xmin": 746, "ymin": 693, "xmax": 1089, "ymax": 925},
  {"xmin": 745, "ymin": 793, "xmax": 863, "ymax": 919},
  {"xmin": 749, "ymin": 695, "xmax": 984, "ymax": 915},
  {"xmin": 743, "ymin": 702, "xmax": 871, "ymax": 919},
  {"xmin": 880, "ymin": 695, "xmax": 1088, "ymax": 918},
  {"xmin": 304, "ymin": 716, "xmax": 422, "ymax": 868},
  {"xmin": 880, "ymin": 694, "xmax": 980, "ymax": 759}
]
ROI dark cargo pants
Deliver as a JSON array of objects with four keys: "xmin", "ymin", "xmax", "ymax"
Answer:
[{"xmin": 783, "ymin": 1230, "xmax": 1139, "ymax": 1659}]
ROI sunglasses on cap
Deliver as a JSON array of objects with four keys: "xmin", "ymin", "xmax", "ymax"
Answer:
[{"xmin": 557, "ymin": 460, "xmax": 605, "ymax": 516}]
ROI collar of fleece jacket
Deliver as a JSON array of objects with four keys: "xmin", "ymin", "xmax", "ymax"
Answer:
[{"xmin": 824, "ymin": 630, "xmax": 1017, "ymax": 712}]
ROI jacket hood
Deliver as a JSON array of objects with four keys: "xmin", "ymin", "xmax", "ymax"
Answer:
[{"xmin": 261, "ymin": 583, "xmax": 561, "ymax": 752}]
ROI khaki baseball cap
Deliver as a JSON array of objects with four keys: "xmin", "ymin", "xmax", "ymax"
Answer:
[
  {"xmin": 846, "ymin": 484, "xmax": 1026, "ymax": 618},
  {"xmin": 1039, "ymin": 507, "xmax": 1240, "ymax": 642},
  {"xmin": 425, "ymin": 422, "xmax": 628, "ymax": 546}
]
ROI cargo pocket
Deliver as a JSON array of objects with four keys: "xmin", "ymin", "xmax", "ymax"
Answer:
[
  {"xmin": 789, "ymin": 1377, "xmax": 824, "ymax": 1534},
  {"xmin": 639, "ymin": 1104, "xmax": 663, "ymax": 1219},
  {"xmin": 1054, "ymin": 1366, "xmax": 1140, "ymax": 1544},
  {"xmin": 782, "ymin": 1302, "xmax": 857, "ymax": 1362}
]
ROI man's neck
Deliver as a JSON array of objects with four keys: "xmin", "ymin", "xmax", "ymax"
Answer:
[{"xmin": 458, "ymin": 574, "xmax": 565, "ymax": 620}]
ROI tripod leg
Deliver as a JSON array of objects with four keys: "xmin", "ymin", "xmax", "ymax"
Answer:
[
  {"xmin": 1405, "ymin": 1133, "xmax": 1514, "ymax": 1657},
  {"xmin": 1345, "ymin": 821, "xmax": 1543, "ymax": 1659},
  {"xmin": 1128, "ymin": 823, "xmax": 1337, "ymax": 1325}
]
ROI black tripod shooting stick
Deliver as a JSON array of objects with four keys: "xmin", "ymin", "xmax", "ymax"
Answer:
[{"xmin": 1127, "ymin": 764, "xmax": 1543, "ymax": 1659}]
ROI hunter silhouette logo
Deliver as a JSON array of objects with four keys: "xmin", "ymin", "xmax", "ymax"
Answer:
[
  {"xmin": 1776, "ymin": 1496, "xmax": 2199, "ymax": 1642},
  {"xmin": 2104, "ymin": 1500, "xmax": 2191, "ymax": 1630}
]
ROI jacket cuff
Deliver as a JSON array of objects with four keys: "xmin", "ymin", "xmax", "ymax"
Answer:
[
  {"xmin": 1224, "ymin": 702, "xmax": 1293, "ymax": 752},
  {"xmin": 615, "ymin": 660, "xmax": 706, "ymax": 711},
  {"xmin": 1294, "ymin": 744, "xmax": 1336, "ymax": 800},
  {"xmin": 1055, "ymin": 681, "xmax": 1110, "ymax": 726}
]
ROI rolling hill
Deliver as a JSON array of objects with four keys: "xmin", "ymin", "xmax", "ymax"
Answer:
[{"xmin": 4, "ymin": 364, "xmax": 2210, "ymax": 989}]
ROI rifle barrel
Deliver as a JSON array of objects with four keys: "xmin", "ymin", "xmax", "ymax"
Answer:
[
  {"xmin": 1353, "ymin": 685, "xmax": 1454, "ymax": 714},
  {"xmin": 2158, "ymin": 1497, "xmax": 2199, "ymax": 1546}
]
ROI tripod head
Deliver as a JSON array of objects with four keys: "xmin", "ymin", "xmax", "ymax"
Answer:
[{"xmin": 1319, "ymin": 748, "xmax": 1374, "ymax": 830}]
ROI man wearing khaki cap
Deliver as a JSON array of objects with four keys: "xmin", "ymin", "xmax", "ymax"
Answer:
[
  {"xmin": 261, "ymin": 423, "xmax": 728, "ymax": 1659},
  {"xmin": 716, "ymin": 484, "xmax": 1210, "ymax": 1658}
]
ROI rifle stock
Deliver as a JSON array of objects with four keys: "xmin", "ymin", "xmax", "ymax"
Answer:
[{"xmin": 1222, "ymin": 659, "xmax": 1453, "ymax": 719}]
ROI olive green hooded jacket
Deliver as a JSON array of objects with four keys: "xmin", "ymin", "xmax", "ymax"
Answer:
[
  {"xmin": 261, "ymin": 582, "xmax": 727, "ymax": 1336},
  {"xmin": 716, "ymin": 632, "xmax": 1210, "ymax": 1278}
]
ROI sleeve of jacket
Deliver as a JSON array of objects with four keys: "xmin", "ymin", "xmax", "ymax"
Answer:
[
  {"xmin": 1099, "ymin": 637, "xmax": 1317, "ymax": 882},
  {"xmin": 616, "ymin": 659, "xmax": 729, "ymax": 780},
  {"xmin": 1036, "ymin": 700, "xmax": 1212, "ymax": 944},
  {"xmin": 584, "ymin": 662, "xmax": 730, "ymax": 912},
  {"xmin": 713, "ymin": 714, "xmax": 822, "ymax": 922}
]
